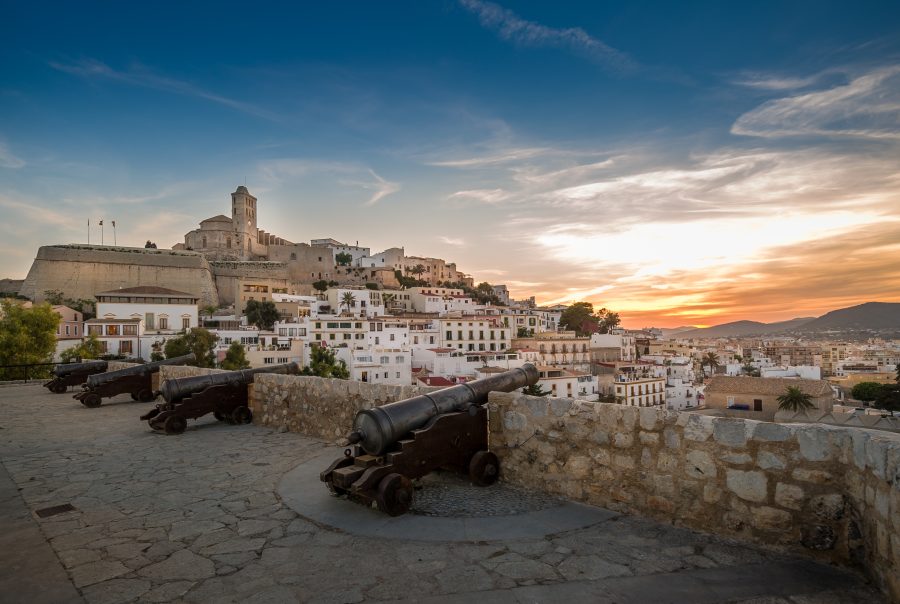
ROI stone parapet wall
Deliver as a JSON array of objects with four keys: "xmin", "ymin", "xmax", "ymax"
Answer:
[
  {"xmin": 488, "ymin": 392, "xmax": 900, "ymax": 601},
  {"xmin": 106, "ymin": 361, "xmax": 141, "ymax": 372},
  {"xmin": 158, "ymin": 365, "xmax": 226, "ymax": 382},
  {"xmin": 250, "ymin": 374, "xmax": 432, "ymax": 443},
  {"xmin": 776, "ymin": 409, "xmax": 900, "ymax": 433}
]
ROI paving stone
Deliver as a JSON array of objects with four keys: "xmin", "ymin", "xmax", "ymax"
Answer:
[
  {"xmin": 70, "ymin": 559, "xmax": 130, "ymax": 588},
  {"xmin": 236, "ymin": 518, "xmax": 282, "ymax": 536},
  {"xmin": 139, "ymin": 548, "xmax": 216, "ymax": 581},
  {"xmin": 480, "ymin": 552, "xmax": 557, "ymax": 581},
  {"xmin": 57, "ymin": 547, "xmax": 102, "ymax": 569},
  {"xmin": 80, "ymin": 578, "xmax": 151, "ymax": 604},
  {"xmin": 200, "ymin": 537, "xmax": 266, "ymax": 556},
  {"xmin": 557, "ymin": 554, "xmax": 632, "ymax": 580},
  {"xmin": 141, "ymin": 580, "xmax": 195, "ymax": 602},
  {"xmin": 169, "ymin": 519, "xmax": 225, "ymax": 541}
]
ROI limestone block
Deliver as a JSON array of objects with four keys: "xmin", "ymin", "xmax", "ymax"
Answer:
[
  {"xmin": 791, "ymin": 468, "xmax": 833, "ymax": 485},
  {"xmin": 613, "ymin": 433, "xmax": 633, "ymax": 449},
  {"xmin": 619, "ymin": 406, "xmax": 638, "ymax": 431},
  {"xmin": 721, "ymin": 453, "xmax": 753, "ymax": 465},
  {"xmin": 523, "ymin": 397, "xmax": 547, "ymax": 417},
  {"xmin": 590, "ymin": 449, "xmax": 611, "ymax": 466},
  {"xmin": 713, "ymin": 419, "xmax": 748, "ymax": 448},
  {"xmin": 664, "ymin": 428, "xmax": 681, "ymax": 450},
  {"xmin": 891, "ymin": 488, "xmax": 900, "ymax": 530},
  {"xmin": 681, "ymin": 414, "xmax": 714, "ymax": 442},
  {"xmin": 751, "ymin": 506, "xmax": 792, "ymax": 531},
  {"xmin": 648, "ymin": 495, "xmax": 675, "ymax": 514},
  {"xmin": 757, "ymin": 451, "xmax": 786, "ymax": 471},
  {"xmin": 866, "ymin": 437, "xmax": 889, "ymax": 481},
  {"xmin": 653, "ymin": 474, "xmax": 675, "ymax": 497},
  {"xmin": 809, "ymin": 493, "xmax": 845, "ymax": 521},
  {"xmin": 876, "ymin": 521, "xmax": 889, "ymax": 558},
  {"xmin": 564, "ymin": 455, "xmax": 592, "ymax": 479},
  {"xmin": 591, "ymin": 430, "xmax": 610, "ymax": 445},
  {"xmin": 726, "ymin": 469, "xmax": 767, "ymax": 503},
  {"xmin": 641, "ymin": 447, "xmax": 653, "ymax": 468},
  {"xmin": 639, "ymin": 431, "xmax": 659, "ymax": 445},
  {"xmin": 774, "ymin": 483, "xmax": 805, "ymax": 511},
  {"xmin": 874, "ymin": 488, "xmax": 889, "ymax": 519},
  {"xmin": 549, "ymin": 398, "xmax": 573, "ymax": 417},
  {"xmin": 752, "ymin": 423, "xmax": 792, "ymax": 442},
  {"xmin": 639, "ymin": 407, "xmax": 663, "ymax": 431},
  {"xmin": 657, "ymin": 452, "xmax": 679, "ymax": 473},
  {"xmin": 797, "ymin": 428, "xmax": 832, "ymax": 462},
  {"xmin": 685, "ymin": 450, "xmax": 716, "ymax": 480},
  {"xmin": 613, "ymin": 454, "xmax": 635, "ymax": 470},
  {"xmin": 503, "ymin": 411, "xmax": 528, "ymax": 432}
]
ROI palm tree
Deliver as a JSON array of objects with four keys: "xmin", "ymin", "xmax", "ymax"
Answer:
[
  {"xmin": 522, "ymin": 384, "xmax": 551, "ymax": 396},
  {"xmin": 703, "ymin": 352, "xmax": 720, "ymax": 377},
  {"xmin": 340, "ymin": 292, "xmax": 356, "ymax": 315},
  {"xmin": 777, "ymin": 386, "xmax": 815, "ymax": 412},
  {"xmin": 381, "ymin": 293, "xmax": 395, "ymax": 313},
  {"xmin": 410, "ymin": 264, "xmax": 426, "ymax": 277}
]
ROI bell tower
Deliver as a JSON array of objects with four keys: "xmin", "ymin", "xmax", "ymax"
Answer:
[{"xmin": 231, "ymin": 186, "xmax": 257, "ymax": 257}]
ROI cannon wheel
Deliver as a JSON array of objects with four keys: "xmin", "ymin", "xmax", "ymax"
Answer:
[
  {"xmin": 375, "ymin": 473, "xmax": 413, "ymax": 516},
  {"xmin": 136, "ymin": 389, "xmax": 155, "ymax": 402},
  {"xmin": 468, "ymin": 450, "xmax": 500, "ymax": 487},
  {"xmin": 80, "ymin": 393, "xmax": 102, "ymax": 408},
  {"xmin": 130, "ymin": 392, "xmax": 139, "ymax": 401},
  {"xmin": 213, "ymin": 411, "xmax": 227, "ymax": 422},
  {"xmin": 164, "ymin": 415, "xmax": 187, "ymax": 435},
  {"xmin": 231, "ymin": 406, "xmax": 252, "ymax": 425},
  {"xmin": 50, "ymin": 382, "xmax": 68, "ymax": 394}
]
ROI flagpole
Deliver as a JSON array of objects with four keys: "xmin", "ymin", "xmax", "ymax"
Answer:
[
  {"xmin": 87, "ymin": 219, "xmax": 90, "ymax": 245},
  {"xmin": 112, "ymin": 220, "xmax": 117, "ymax": 245}
]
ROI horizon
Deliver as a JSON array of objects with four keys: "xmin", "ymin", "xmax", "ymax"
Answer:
[{"xmin": 3, "ymin": 1, "xmax": 900, "ymax": 328}]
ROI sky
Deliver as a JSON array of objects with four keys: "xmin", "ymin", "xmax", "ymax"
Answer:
[{"xmin": 2, "ymin": 1, "xmax": 900, "ymax": 328}]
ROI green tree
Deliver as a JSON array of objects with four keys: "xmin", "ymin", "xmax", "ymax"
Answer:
[
  {"xmin": 340, "ymin": 292, "xmax": 356, "ymax": 314},
  {"xmin": 382, "ymin": 293, "xmax": 396, "ymax": 312},
  {"xmin": 559, "ymin": 302, "xmax": 599, "ymax": 336},
  {"xmin": 245, "ymin": 300, "xmax": 279, "ymax": 330},
  {"xmin": 598, "ymin": 311, "xmax": 621, "ymax": 334},
  {"xmin": 164, "ymin": 328, "xmax": 218, "ymax": 368},
  {"xmin": 335, "ymin": 252, "xmax": 353, "ymax": 266},
  {"xmin": 873, "ymin": 384, "xmax": 900, "ymax": 414},
  {"xmin": 220, "ymin": 341, "xmax": 251, "ymax": 370},
  {"xmin": 60, "ymin": 334, "xmax": 104, "ymax": 363},
  {"xmin": 410, "ymin": 264, "xmax": 426, "ymax": 277},
  {"xmin": 43, "ymin": 289, "xmax": 66, "ymax": 305},
  {"xmin": 301, "ymin": 344, "xmax": 349, "ymax": 379},
  {"xmin": 742, "ymin": 363, "xmax": 760, "ymax": 377},
  {"xmin": 0, "ymin": 301, "xmax": 60, "ymax": 380},
  {"xmin": 516, "ymin": 327, "xmax": 533, "ymax": 338},
  {"xmin": 851, "ymin": 381, "xmax": 885, "ymax": 402},
  {"xmin": 522, "ymin": 383, "xmax": 551, "ymax": 396},
  {"xmin": 312, "ymin": 280, "xmax": 329, "ymax": 292},
  {"xmin": 777, "ymin": 386, "xmax": 815, "ymax": 413}
]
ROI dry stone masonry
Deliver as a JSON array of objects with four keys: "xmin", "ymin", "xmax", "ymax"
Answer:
[{"xmin": 487, "ymin": 392, "xmax": 900, "ymax": 601}]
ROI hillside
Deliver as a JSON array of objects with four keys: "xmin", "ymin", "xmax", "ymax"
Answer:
[
  {"xmin": 797, "ymin": 302, "xmax": 900, "ymax": 331},
  {"xmin": 675, "ymin": 317, "xmax": 815, "ymax": 339}
]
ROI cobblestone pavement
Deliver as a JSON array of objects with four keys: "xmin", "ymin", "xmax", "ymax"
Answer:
[{"xmin": 0, "ymin": 384, "xmax": 887, "ymax": 603}]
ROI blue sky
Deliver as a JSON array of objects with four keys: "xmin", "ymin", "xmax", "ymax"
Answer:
[{"xmin": 3, "ymin": 1, "xmax": 900, "ymax": 326}]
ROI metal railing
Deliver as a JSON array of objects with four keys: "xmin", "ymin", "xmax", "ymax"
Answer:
[{"xmin": 0, "ymin": 362, "xmax": 57, "ymax": 382}]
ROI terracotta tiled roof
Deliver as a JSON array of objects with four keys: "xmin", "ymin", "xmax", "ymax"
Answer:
[
  {"xmin": 706, "ymin": 376, "xmax": 832, "ymax": 397},
  {"xmin": 417, "ymin": 376, "xmax": 455, "ymax": 387}
]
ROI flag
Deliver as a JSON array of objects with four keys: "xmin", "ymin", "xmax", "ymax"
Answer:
[
  {"xmin": 111, "ymin": 220, "xmax": 116, "ymax": 228},
  {"xmin": 99, "ymin": 220, "xmax": 103, "ymax": 226}
]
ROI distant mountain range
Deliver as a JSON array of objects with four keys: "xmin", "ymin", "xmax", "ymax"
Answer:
[{"xmin": 665, "ymin": 302, "xmax": 900, "ymax": 339}]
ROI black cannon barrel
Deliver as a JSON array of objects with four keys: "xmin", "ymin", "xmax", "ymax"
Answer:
[
  {"xmin": 53, "ymin": 360, "xmax": 108, "ymax": 377},
  {"xmin": 348, "ymin": 363, "xmax": 539, "ymax": 455},
  {"xmin": 159, "ymin": 362, "xmax": 300, "ymax": 403},
  {"xmin": 85, "ymin": 353, "xmax": 196, "ymax": 388}
]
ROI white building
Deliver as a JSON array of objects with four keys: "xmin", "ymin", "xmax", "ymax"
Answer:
[
  {"xmin": 84, "ymin": 318, "xmax": 143, "ymax": 358},
  {"xmin": 437, "ymin": 316, "xmax": 510, "ymax": 353},
  {"xmin": 324, "ymin": 288, "xmax": 385, "ymax": 318},
  {"xmin": 591, "ymin": 330, "xmax": 636, "ymax": 362},
  {"xmin": 760, "ymin": 365, "xmax": 822, "ymax": 380},
  {"xmin": 531, "ymin": 366, "xmax": 599, "ymax": 400},
  {"xmin": 93, "ymin": 286, "xmax": 200, "ymax": 359},
  {"xmin": 310, "ymin": 238, "xmax": 370, "ymax": 265}
]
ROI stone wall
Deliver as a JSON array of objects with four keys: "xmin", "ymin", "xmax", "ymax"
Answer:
[
  {"xmin": 250, "ymin": 374, "xmax": 431, "ymax": 443},
  {"xmin": 19, "ymin": 245, "xmax": 218, "ymax": 306},
  {"xmin": 776, "ymin": 409, "xmax": 900, "ymax": 433},
  {"xmin": 106, "ymin": 361, "xmax": 141, "ymax": 372},
  {"xmin": 158, "ymin": 365, "xmax": 225, "ymax": 381},
  {"xmin": 488, "ymin": 392, "xmax": 900, "ymax": 601}
]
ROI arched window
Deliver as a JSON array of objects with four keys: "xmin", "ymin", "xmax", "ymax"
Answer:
[
  {"xmin": 201, "ymin": 236, "xmax": 207, "ymax": 248},
  {"xmin": 290, "ymin": 253, "xmax": 297, "ymax": 260}
]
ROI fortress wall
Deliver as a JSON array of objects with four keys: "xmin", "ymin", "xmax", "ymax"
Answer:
[
  {"xmin": 208, "ymin": 261, "xmax": 289, "ymax": 307},
  {"xmin": 488, "ymin": 392, "xmax": 900, "ymax": 601},
  {"xmin": 20, "ymin": 245, "xmax": 219, "ymax": 307},
  {"xmin": 268, "ymin": 244, "xmax": 335, "ymax": 283}
]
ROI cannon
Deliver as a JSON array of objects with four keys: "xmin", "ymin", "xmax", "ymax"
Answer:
[
  {"xmin": 74, "ymin": 354, "xmax": 196, "ymax": 408},
  {"xmin": 141, "ymin": 362, "xmax": 300, "ymax": 435},
  {"xmin": 44, "ymin": 360, "xmax": 109, "ymax": 393},
  {"xmin": 320, "ymin": 363, "xmax": 539, "ymax": 516}
]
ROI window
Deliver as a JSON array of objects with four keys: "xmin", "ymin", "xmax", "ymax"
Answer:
[
  {"xmin": 65, "ymin": 325, "xmax": 70, "ymax": 335},
  {"xmin": 145, "ymin": 313, "xmax": 155, "ymax": 330},
  {"xmin": 753, "ymin": 399, "xmax": 763, "ymax": 412},
  {"xmin": 395, "ymin": 356, "xmax": 404, "ymax": 363},
  {"xmin": 120, "ymin": 341, "xmax": 133, "ymax": 354},
  {"xmin": 88, "ymin": 325, "xmax": 102, "ymax": 336},
  {"xmin": 123, "ymin": 324, "xmax": 137, "ymax": 336},
  {"xmin": 380, "ymin": 356, "xmax": 389, "ymax": 364},
  {"xmin": 396, "ymin": 372, "xmax": 401, "ymax": 379},
  {"xmin": 106, "ymin": 325, "xmax": 119, "ymax": 336},
  {"xmin": 264, "ymin": 357, "xmax": 274, "ymax": 364},
  {"xmin": 390, "ymin": 333, "xmax": 395, "ymax": 341},
  {"xmin": 159, "ymin": 317, "xmax": 168, "ymax": 330},
  {"xmin": 446, "ymin": 331, "xmax": 453, "ymax": 341}
]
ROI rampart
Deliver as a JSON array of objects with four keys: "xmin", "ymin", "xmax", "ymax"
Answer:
[
  {"xmin": 207, "ymin": 261, "xmax": 289, "ymax": 307},
  {"xmin": 20, "ymin": 245, "xmax": 218, "ymax": 306},
  {"xmin": 234, "ymin": 375, "xmax": 899, "ymax": 601}
]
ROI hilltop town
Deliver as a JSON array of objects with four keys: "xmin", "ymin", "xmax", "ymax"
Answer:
[{"xmin": 2, "ymin": 185, "xmax": 896, "ymax": 428}]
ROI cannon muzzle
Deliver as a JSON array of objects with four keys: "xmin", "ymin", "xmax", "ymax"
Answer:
[
  {"xmin": 158, "ymin": 362, "xmax": 300, "ymax": 404},
  {"xmin": 350, "ymin": 363, "xmax": 538, "ymax": 455},
  {"xmin": 84, "ymin": 353, "xmax": 196, "ymax": 389}
]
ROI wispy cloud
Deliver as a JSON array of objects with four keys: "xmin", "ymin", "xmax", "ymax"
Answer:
[
  {"xmin": 439, "ymin": 236, "xmax": 466, "ymax": 246},
  {"xmin": 459, "ymin": 0, "xmax": 637, "ymax": 72},
  {"xmin": 428, "ymin": 147, "xmax": 553, "ymax": 168},
  {"xmin": 447, "ymin": 188, "xmax": 512, "ymax": 204},
  {"xmin": 49, "ymin": 58, "xmax": 279, "ymax": 121},
  {"xmin": 732, "ymin": 65, "xmax": 900, "ymax": 139},
  {"xmin": 0, "ymin": 142, "xmax": 25, "ymax": 169},
  {"xmin": 359, "ymin": 169, "xmax": 401, "ymax": 206},
  {"xmin": 732, "ymin": 71, "xmax": 828, "ymax": 91}
]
